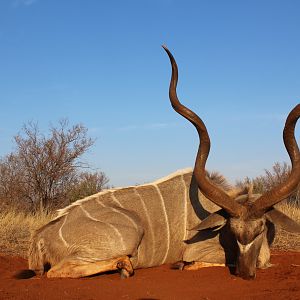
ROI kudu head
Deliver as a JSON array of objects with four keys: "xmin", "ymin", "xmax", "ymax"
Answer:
[{"xmin": 163, "ymin": 45, "xmax": 300, "ymax": 280}]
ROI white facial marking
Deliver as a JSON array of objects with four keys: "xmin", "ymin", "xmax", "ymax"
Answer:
[{"xmin": 237, "ymin": 239, "xmax": 254, "ymax": 253}]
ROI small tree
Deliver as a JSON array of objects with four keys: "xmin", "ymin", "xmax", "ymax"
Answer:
[
  {"xmin": 0, "ymin": 120, "xmax": 108, "ymax": 212},
  {"xmin": 0, "ymin": 154, "xmax": 26, "ymax": 210}
]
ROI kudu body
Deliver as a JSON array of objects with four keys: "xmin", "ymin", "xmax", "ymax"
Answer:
[
  {"xmin": 26, "ymin": 169, "xmax": 235, "ymax": 278},
  {"xmin": 23, "ymin": 47, "xmax": 300, "ymax": 280}
]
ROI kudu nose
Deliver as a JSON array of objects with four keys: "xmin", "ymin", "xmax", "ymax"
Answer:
[
  {"xmin": 236, "ymin": 267, "xmax": 256, "ymax": 280},
  {"xmin": 240, "ymin": 272, "xmax": 256, "ymax": 280}
]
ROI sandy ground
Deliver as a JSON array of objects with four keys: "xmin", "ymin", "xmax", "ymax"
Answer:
[{"xmin": 0, "ymin": 251, "xmax": 299, "ymax": 300}]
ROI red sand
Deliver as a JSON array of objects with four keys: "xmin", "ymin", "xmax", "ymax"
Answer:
[{"xmin": 0, "ymin": 251, "xmax": 299, "ymax": 300}]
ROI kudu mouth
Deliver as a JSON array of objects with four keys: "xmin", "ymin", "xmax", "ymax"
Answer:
[{"xmin": 163, "ymin": 45, "xmax": 300, "ymax": 279}]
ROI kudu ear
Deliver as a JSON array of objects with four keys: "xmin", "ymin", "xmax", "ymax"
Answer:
[
  {"xmin": 192, "ymin": 210, "xmax": 227, "ymax": 231},
  {"xmin": 266, "ymin": 208, "xmax": 300, "ymax": 233}
]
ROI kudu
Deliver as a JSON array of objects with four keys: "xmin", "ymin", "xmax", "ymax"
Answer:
[
  {"xmin": 163, "ymin": 45, "xmax": 300, "ymax": 279},
  {"xmin": 20, "ymin": 47, "xmax": 300, "ymax": 281}
]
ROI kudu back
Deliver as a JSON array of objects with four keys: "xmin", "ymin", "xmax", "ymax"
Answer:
[{"xmin": 21, "ymin": 47, "xmax": 300, "ymax": 280}]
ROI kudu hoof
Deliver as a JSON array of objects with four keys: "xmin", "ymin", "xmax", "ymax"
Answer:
[{"xmin": 116, "ymin": 257, "xmax": 134, "ymax": 279}]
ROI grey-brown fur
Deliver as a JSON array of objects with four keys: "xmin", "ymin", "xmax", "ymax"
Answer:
[
  {"xmin": 28, "ymin": 169, "xmax": 233, "ymax": 276},
  {"xmin": 27, "ymin": 167, "xmax": 296, "ymax": 280}
]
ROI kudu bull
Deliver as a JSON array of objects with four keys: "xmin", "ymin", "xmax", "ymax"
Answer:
[
  {"xmin": 20, "ymin": 46, "xmax": 300, "ymax": 280},
  {"xmin": 163, "ymin": 45, "xmax": 300, "ymax": 279}
]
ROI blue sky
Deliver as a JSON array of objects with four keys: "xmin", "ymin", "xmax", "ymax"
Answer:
[{"xmin": 0, "ymin": 0, "xmax": 299, "ymax": 187}]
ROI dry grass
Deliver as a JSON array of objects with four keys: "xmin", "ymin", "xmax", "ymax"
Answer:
[
  {"xmin": 0, "ymin": 209, "xmax": 53, "ymax": 257},
  {"xmin": 272, "ymin": 202, "xmax": 300, "ymax": 251},
  {"xmin": 0, "ymin": 202, "xmax": 299, "ymax": 258}
]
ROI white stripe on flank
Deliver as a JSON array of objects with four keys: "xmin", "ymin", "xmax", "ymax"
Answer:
[
  {"xmin": 96, "ymin": 199, "xmax": 105, "ymax": 207},
  {"xmin": 80, "ymin": 205, "xmax": 100, "ymax": 221},
  {"xmin": 181, "ymin": 174, "xmax": 188, "ymax": 241},
  {"xmin": 111, "ymin": 191, "xmax": 141, "ymax": 266},
  {"xmin": 102, "ymin": 193, "xmax": 140, "ymax": 232},
  {"xmin": 110, "ymin": 193, "xmax": 123, "ymax": 207},
  {"xmin": 59, "ymin": 215, "xmax": 69, "ymax": 247},
  {"xmin": 80, "ymin": 206, "xmax": 126, "ymax": 251},
  {"xmin": 134, "ymin": 188, "xmax": 155, "ymax": 266},
  {"xmin": 154, "ymin": 184, "xmax": 170, "ymax": 265}
]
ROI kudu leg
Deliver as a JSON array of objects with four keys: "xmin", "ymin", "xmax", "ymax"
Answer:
[
  {"xmin": 257, "ymin": 233, "xmax": 272, "ymax": 269},
  {"xmin": 183, "ymin": 261, "xmax": 225, "ymax": 270},
  {"xmin": 47, "ymin": 256, "xmax": 133, "ymax": 278}
]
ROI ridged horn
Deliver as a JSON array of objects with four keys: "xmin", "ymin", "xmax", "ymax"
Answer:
[
  {"xmin": 162, "ymin": 45, "xmax": 244, "ymax": 217},
  {"xmin": 253, "ymin": 104, "xmax": 300, "ymax": 212}
]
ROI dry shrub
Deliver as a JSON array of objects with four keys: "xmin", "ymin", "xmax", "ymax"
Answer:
[
  {"xmin": 236, "ymin": 162, "xmax": 300, "ymax": 205},
  {"xmin": 67, "ymin": 171, "xmax": 109, "ymax": 203},
  {"xmin": 0, "ymin": 120, "xmax": 96, "ymax": 213}
]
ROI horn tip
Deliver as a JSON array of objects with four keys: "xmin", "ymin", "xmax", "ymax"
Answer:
[{"xmin": 162, "ymin": 44, "xmax": 168, "ymax": 51}]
